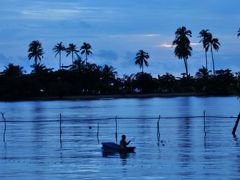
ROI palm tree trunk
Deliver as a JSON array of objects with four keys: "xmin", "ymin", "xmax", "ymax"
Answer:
[
  {"xmin": 59, "ymin": 52, "xmax": 62, "ymax": 70},
  {"xmin": 183, "ymin": 58, "xmax": 188, "ymax": 77},
  {"xmin": 34, "ymin": 57, "xmax": 38, "ymax": 66},
  {"xmin": 205, "ymin": 50, "xmax": 208, "ymax": 71},
  {"xmin": 71, "ymin": 52, "xmax": 74, "ymax": 65},
  {"xmin": 210, "ymin": 46, "xmax": 215, "ymax": 75},
  {"xmin": 85, "ymin": 54, "xmax": 88, "ymax": 63}
]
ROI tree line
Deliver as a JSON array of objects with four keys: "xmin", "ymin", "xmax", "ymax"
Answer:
[{"xmin": 0, "ymin": 26, "xmax": 239, "ymax": 100}]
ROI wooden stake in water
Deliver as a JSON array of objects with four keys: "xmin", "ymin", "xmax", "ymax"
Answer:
[
  {"xmin": 232, "ymin": 113, "xmax": 240, "ymax": 137},
  {"xmin": 115, "ymin": 116, "xmax": 118, "ymax": 143},
  {"xmin": 97, "ymin": 121, "xmax": 99, "ymax": 144},
  {"xmin": 59, "ymin": 113, "xmax": 63, "ymax": 148},
  {"xmin": 203, "ymin": 111, "xmax": 206, "ymax": 137},
  {"xmin": 157, "ymin": 115, "xmax": 160, "ymax": 144},
  {"xmin": 1, "ymin": 113, "xmax": 6, "ymax": 142},
  {"xmin": 203, "ymin": 111, "xmax": 207, "ymax": 148}
]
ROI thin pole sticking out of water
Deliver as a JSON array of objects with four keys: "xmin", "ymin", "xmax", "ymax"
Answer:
[
  {"xmin": 115, "ymin": 116, "xmax": 118, "ymax": 143},
  {"xmin": 203, "ymin": 111, "xmax": 207, "ymax": 148},
  {"xmin": 232, "ymin": 113, "xmax": 240, "ymax": 138},
  {"xmin": 1, "ymin": 113, "xmax": 6, "ymax": 142},
  {"xmin": 203, "ymin": 111, "xmax": 206, "ymax": 136},
  {"xmin": 157, "ymin": 115, "xmax": 160, "ymax": 145},
  {"xmin": 97, "ymin": 121, "xmax": 99, "ymax": 144},
  {"xmin": 59, "ymin": 113, "xmax": 63, "ymax": 148}
]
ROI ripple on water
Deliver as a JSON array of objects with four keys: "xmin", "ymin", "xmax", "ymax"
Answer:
[{"xmin": 0, "ymin": 97, "xmax": 239, "ymax": 179}]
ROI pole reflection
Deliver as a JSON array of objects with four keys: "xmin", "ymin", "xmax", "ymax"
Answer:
[{"xmin": 176, "ymin": 97, "xmax": 194, "ymax": 177}]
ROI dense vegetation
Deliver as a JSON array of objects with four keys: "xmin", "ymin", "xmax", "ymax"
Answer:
[
  {"xmin": 0, "ymin": 61, "xmax": 239, "ymax": 100},
  {"xmin": 0, "ymin": 27, "xmax": 239, "ymax": 100}
]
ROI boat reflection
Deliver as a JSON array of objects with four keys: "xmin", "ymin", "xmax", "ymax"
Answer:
[{"xmin": 102, "ymin": 149, "xmax": 134, "ymax": 159}]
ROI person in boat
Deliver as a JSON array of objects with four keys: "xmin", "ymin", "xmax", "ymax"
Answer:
[{"xmin": 120, "ymin": 135, "xmax": 131, "ymax": 149}]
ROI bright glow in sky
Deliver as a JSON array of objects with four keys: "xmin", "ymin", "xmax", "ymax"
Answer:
[{"xmin": 0, "ymin": 0, "xmax": 240, "ymax": 76}]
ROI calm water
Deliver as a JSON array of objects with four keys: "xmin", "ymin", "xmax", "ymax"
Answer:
[{"xmin": 0, "ymin": 97, "xmax": 239, "ymax": 179}]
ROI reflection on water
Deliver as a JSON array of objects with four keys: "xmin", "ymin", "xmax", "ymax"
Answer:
[
  {"xmin": 102, "ymin": 151, "xmax": 132, "ymax": 160},
  {"xmin": 0, "ymin": 97, "xmax": 239, "ymax": 179}
]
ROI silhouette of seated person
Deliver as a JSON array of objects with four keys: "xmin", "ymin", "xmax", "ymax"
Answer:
[{"xmin": 120, "ymin": 135, "xmax": 130, "ymax": 149}]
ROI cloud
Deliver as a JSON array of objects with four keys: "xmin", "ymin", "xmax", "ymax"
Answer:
[
  {"xmin": 143, "ymin": 34, "xmax": 161, "ymax": 37},
  {"xmin": 157, "ymin": 42, "xmax": 201, "ymax": 49},
  {"xmin": 95, "ymin": 50, "xmax": 118, "ymax": 61},
  {"xmin": 191, "ymin": 42, "xmax": 201, "ymax": 46},
  {"xmin": 109, "ymin": 34, "xmax": 161, "ymax": 39},
  {"xmin": 21, "ymin": 9, "xmax": 75, "ymax": 20},
  {"xmin": 19, "ymin": 2, "xmax": 118, "ymax": 23},
  {"xmin": 21, "ymin": 7, "xmax": 98, "ymax": 20},
  {"xmin": 158, "ymin": 43, "xmax": 173, "ymax": 48}
]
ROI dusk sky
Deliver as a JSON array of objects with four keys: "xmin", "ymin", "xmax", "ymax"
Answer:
[{"xmin": 1, "ymin": 0, "xmax": 240, "ymax": 77}]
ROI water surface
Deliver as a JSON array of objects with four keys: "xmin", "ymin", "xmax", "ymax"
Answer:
[{"xmin": 0, "ymin": 97, "xmax": 239, "ymax": 179}]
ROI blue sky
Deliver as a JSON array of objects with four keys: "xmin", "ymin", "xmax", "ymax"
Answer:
[{"xmin": 0, "ymin": 0, "xmax": 240, "ymax": 77}]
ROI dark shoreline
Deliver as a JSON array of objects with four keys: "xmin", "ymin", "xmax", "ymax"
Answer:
[{"xmin": 1, "ymin": 93, "xmax": 238, "ymax": 102}]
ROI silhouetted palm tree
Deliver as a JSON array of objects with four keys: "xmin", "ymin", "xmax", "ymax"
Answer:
[
  {"xmin": 208, "ymin": 34, "xmax": 220, "ymax": 75},
  {"xmin": 28, "ymin": 40, "xmax": 44, "ymax": 65},
  {"xmin": 2, "ymin": 63, "xmax": 24, "ymax": 78},
  {"xmin": 31, "ymin": 63, "xmax": 53, "ymax": 74},
  {"xmin": 80, "ymin": 42, "xmax": 92, "ymax": 63},
  {"xmin": 102, "ymin": 65, "xmax": 117, "ymax": 81},
  {"xmin": 237, "ymin": 28, "xmax": 240, "ymax": 37},
  {"xmin": 195, "ymin": 66, "xmax": 211, "ymax": 79},
  {"xmin": 199, "ymin": 29, "xmax": 211, "ymax": 71},
  {"xmin": 70, "ymin": 58, "xmax": 85, "ymax": 72},
  {"xmin": 53, "ymin": 42, "xmax": 65, "ymax": 70},
  {"xmin": 66, "ymin": 43, "xmax": 79, "ymax": 64},
  {"xmin": 135, "ymin": 50, "xmax": 149, "ymax": 73},
  {"xmin": 173, "ymin": 26, "xmax": 192, "ymax": 76}
]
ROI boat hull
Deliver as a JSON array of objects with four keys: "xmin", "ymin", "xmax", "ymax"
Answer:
[{"xmin": 102, "ymin": 142, "xmax": 135, "ymax": 153}]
